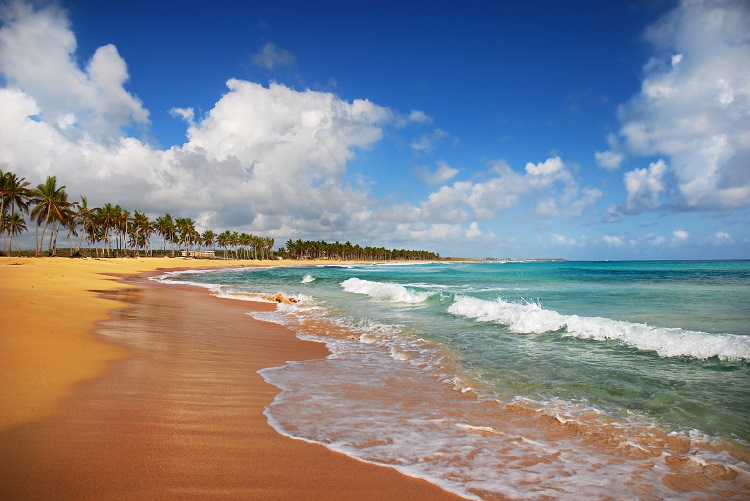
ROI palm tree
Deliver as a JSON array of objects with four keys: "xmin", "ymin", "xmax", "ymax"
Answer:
[
  {"xmin": 176, "ymin": 217, "xmax": 199, "ymax": 256},
  {"xmin": 72, "ymin": 196, "xmax": 97, "ymax": 255},
  {"xmin": 95, "ymin": 203, "xmax": 119, "ymax": 257},
  {"xmin": 3, "ymin": 211, "xmax": 27, "ymax": 256},
  {"xmin": 264, "ymin": 236, "xmax": 275, "ymax": 260},
  {"xmin": 201, "ymin": 229, "xmax": 215, "ymax": 256},
  {"xmin": 230, "ymin": 231, "xmax": 240, "ymax": 259},
  {"xmin": 136, "ymin": 211, "xmax": 154, "ymax": 256},
  {"xmin": 127, "ymin": 211, "xmax": 152, "ymax": 257},
  {"xmin": 115, "ymin": 205, "xmax": 129, "ymax": 256},
  {"xmin": 1, "ymin": 170, "xmax": 31, "ymax": 253},
  {"xmin": 1, "ymin": 170, "xmax": 31, "ymax": 217},
  {"xmin": 239, "ymin": 232, "xmax": 251, "ymax": 259},
  {"xmin": 217, "ymin": 230, "xmax": 231, "ymax": 259},
  {"xmin": 30, "ymin": 176, "xmax": 71, "ymax": 256},
  {"xmin": 155, "ymin": 214, "xmax": 176, "ymax": 257}
]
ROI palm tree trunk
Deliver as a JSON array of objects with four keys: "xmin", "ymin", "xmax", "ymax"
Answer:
[
  {"xmin": 49, "ymin": 221, "xmax": 59, "ymax": 256},
  {"xmin": 38, "ymin": 213, "xmax": 51, "ymax": 256}
]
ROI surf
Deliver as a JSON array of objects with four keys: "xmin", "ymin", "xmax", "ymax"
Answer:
[{"xmin": 448, "ymin": 295, "xmax": 750, "ymax": 361}]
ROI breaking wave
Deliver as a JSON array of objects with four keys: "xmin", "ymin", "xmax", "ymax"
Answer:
[
  {"xmin": 448, "ymin": 295, "xmax": 750, "ymax": 361},
  {"xmin": 341, "ymin": 277, "xmax": 436, "ymax": 304}
]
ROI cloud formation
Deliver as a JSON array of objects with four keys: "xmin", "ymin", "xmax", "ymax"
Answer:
[
  {"xmin": 416, "ymin": 157, "xmax": 602, "ymax": 223},
  {"xmin": 602, "ymin": 0, "xmax": 750, "ymax": 211},
  {"xmin": 415, "ymin": 160, "xmax": 459, "ymax": 185},
  {"xmin": 252, "ymin": 42, "xmax": 296, "ymax": 70},
  {"xmin": 3, "ymin": 0, "xmax": 741, "ymax": 259},
  {"xmin": 0, "ymin": 1, "xmax": 148, "ymax": 142},
  {"xmin": 0, "ymin": 2, "xmax": 396, "ymax": 240},
  {"xmin": 623, "ymin": 159, "xmax": 668, "ymax": 213}
]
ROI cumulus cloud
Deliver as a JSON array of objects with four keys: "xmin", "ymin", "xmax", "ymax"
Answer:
[
  {"xmin": 465, "ymin": 222, "xmax": 482, "ymax": 238},
  {"xmin": 623, "ymin": 159, "xmax": 668, "ymax": 213},
  {"xmin": 408, "ymin": 110, "xmax": 432, "ymax": 124},
  {"xmin": 252, "ymin": 42, "xmax": 296, "ymax": 70},
  {"xmin": 643, "ymin": 233, "xmax": 666, "ymax": 247},
  {"xmin": 672, "ymin": 229, "xmax": 689, "ymax": 240},
  {"xmin": 0, "ymin": 2, "xmax": 399, "ymax": 240},
  {"xmin": 525, "ymin": 157, "xmax": 564, "ymax": 176},
  {"xmin": 418, "ymin": 157, "xmax": 602, "ymax": 223},
  {"xmin": 603, "ymin": 0, "xmax": 750, "ymax": 211},
  {"xmin": 0, "ymin": 1, "xmax": 148, "ymax": 141},
  {"xmin": 595, "ymin": 150, "xmax": 623, "ymax": 171},
  {"xmin": 415, "ymin": 160, "xmax": 459, "ymax": 185},
  {"xmin": 711, "ymin": 231, "xmax": 734, "ymax": 245},
  {"xmin": 410, "ymin": 128, "xmax": 448, "ymax": 154},
  {"xmin": 552, "ymin": 233, "xmax": 577, "ymax": 246},
  {"xmin": 603, "ymin": 235, "xmax": 624, "ymax": 247},
  {"xmin": 170, "ymin": 106, "xmax": 195, "ymax": 126}
]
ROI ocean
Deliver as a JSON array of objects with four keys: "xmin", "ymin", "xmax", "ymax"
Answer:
[{"xmin": 156, "ymin": 260, "xmax": 750, "ymax": 499}]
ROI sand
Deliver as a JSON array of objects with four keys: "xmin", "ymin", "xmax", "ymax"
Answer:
[{"xmin": 0, "ymin": 257, "xmax": 462, "ymax": 500}]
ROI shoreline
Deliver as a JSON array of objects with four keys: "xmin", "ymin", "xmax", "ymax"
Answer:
[{"xmin": 0, "ymin": 256, "xmax": 463, "ymax": 500}]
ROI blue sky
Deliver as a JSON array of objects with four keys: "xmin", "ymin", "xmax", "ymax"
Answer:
[{"xmin": 1, "ymin": 0, "xmax": 748, "ymax": 259}]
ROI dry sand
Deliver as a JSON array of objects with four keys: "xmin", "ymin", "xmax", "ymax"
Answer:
[{"xmin": 0, "ymin": 257, "xmax": 462, "ymax": 500}]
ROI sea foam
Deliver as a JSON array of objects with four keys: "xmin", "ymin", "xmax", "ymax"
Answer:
[
  {"xmin": 341, "ymin": 277, "xmax": 435, "ymax": 304},
  {"xmin": 448, "ymin": 295, "xmax": 750, "ymax": 361}
]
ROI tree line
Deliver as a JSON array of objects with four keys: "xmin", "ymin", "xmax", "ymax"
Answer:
[
  {"xmin": 0, "ymin": 169, "xmax": 438, "ymax": 261},
  {"xmin": 284, "ymin": 239, "xmax": 439, "ymax": 261}
]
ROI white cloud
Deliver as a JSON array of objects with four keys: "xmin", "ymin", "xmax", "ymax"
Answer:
[
  {"xmin": 672, "ymin": 229, "xmax": 689, "ymax": 240},
  {"xmin": 711, "ymin": 231, "xmax": 734, "ymax": 245},
  {"xmin": 0, "ymin": 3, "xmax": 405, "ymax": 240},
  {"xmin": 0, "ymin": 2, "xmax": 148, "ymax": 141},
  {"xmin": 252, "ymin": 42, "xmax": 296, "ymax": 70},
  {"xmin": 602, "ymin": 235, "xmax": 624, "ymax": 247},
  {"xmin": 170, "ymin": 106, "xmax": 195, "ymax": 126},
  {"xmin": 566, "ymin": 187, "xmax": 604, "ymax": 217},
  {"xmin": 595, "ymin": 133, "xmax": 624, "ymax": 170},
  {"xmin": 535, "ymin": 198, "xmax": 559, "ymax": 217},
  {"xmin": 465, "ymin": 222, "xmax": 482, "ymax": 238},
  {"xmin": 552, "ymin": 233, "xmax": 576, "ymax": 246},
  {"xmin": 525, "ymin": 156, "xmax": 564, "ymax": 176},
  {"xmin": 418, "ymin": 157, "xmax": 601, "ymax": 223},
  {"xmin": 410, "ymin": 128, "xmax": 448, "ymax": 154},
  {"xmin": 643, "ymin": 233, "xmax": 666, "ymax": 247},
  {"xmin": 408, "ymin": 110, "xmax": 432, "ymax": 124},
  {"xmin": 623, "ymin": 159, "xmax": 668, "ymax": 213},
  {"xmin": 415, "ymin": 160, "xmax": 459, "ymax": 185},
  {"xmin": 612, "ymin": 0, "xmax": 750, "ymax": 210},
  {"xmin": 594, "ymin": 149, "xmax": 623, "ymax": 170}
]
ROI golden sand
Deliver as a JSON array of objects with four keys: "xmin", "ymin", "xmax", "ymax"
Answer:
[
  {"xmin": 0, "ymin": 256, "xmax": 461, "ymax": 500},
  {"xmin": 0, "ymin": 257, "xmax": 250, "ymax": 431}
]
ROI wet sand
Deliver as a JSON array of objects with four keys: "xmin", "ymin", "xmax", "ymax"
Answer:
[{"xmin": 0, "ymin": 259, "xmax": 462, "ymax": 500}]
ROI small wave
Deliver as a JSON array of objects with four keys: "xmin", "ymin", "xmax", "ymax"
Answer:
[
  {"xmin": 301, "ymin": 274, "xmax": 316, "ymax": 284},
  {"xmin": 341, "ymin": 277, "xmax": 434, "ymax": 304},
  {"xmin": 448, "ymin": 296, "xmax": 750, "ymax": 361}
]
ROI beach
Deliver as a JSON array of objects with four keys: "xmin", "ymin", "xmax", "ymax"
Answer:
[
  {"xmin": 161, "ymin": 260, "xmax": 750, "ymax": 499},
  {"xmin": 0, "ymin": 257, "xmax": 463, "ymax": 500}
]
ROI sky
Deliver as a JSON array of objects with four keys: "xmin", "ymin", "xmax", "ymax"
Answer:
[{"xmin": 0, "ymin": 0, "xmax": 748, "ymax": 259}]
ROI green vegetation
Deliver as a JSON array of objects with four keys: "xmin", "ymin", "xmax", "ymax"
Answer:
[
  {"xmin": 0, "ymin": 169, "xmax": 438, "ymax": 261},
  {"xmin": 282, "ymin": 239, "xmax": 439, "ymax": 261}
]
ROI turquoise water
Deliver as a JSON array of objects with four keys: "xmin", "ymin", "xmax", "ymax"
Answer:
[{"xmin": 159, "ymin": 261, "xmax": 750, "ymax": 499}]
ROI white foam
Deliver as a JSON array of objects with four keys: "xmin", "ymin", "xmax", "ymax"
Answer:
[
  {"xmin": 448, "ymin": 295, "xmax": 750, "ymax": 361},
  {"xmin": 341, "ymin": 277, "xmax": 434, "ymax": 304},
  {"xmin": 301, "ymin": 274, "xmax": 316, "ymax": 284},
  {"xmin": 258, "ymin": 330, "xmax": 708, "ymax": 501}
]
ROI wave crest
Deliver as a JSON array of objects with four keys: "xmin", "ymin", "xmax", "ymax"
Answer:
[
  {"xmin": 448, "ymin": 296, "xmax": 750, "ymax": 361},
  {"xmin": 341, "ymin": 277, "xmax": 434, "ymax": 304}
]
